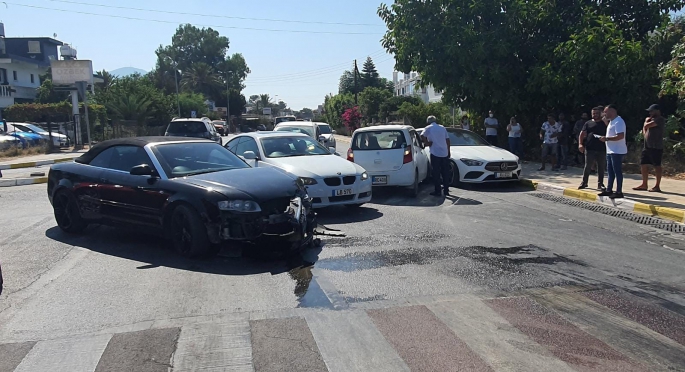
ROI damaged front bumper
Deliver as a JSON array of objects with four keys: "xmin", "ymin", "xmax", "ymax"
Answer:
[{"xmin": 208, "ymin": 192, "xmax": 317, "ymax": 249}]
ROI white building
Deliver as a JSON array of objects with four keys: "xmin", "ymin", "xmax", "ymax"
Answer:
[
  {"xmin": 0, "ymin": 24, "xmax": 63, "ymax": 118},
  {"xmin": 392, "ymin": 71, "xmax": 443, "ymax": 103}
]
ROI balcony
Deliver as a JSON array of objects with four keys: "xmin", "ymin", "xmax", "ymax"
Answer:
[{"xmin": 0, "ymin": 85, "xmax": 37, "ymax": 100}]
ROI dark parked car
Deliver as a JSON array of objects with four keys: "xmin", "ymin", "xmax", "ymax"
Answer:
[
  {"xmin": 47, "ymin": 137, "xmax": 317, "ymax": 257},
  {"xmin": 256, "ymin": 124, "xmax": 267, "ymax": 131},
  {"xmin": 164, "ymin": 118, "xmax": 221, "ymax": 144}
]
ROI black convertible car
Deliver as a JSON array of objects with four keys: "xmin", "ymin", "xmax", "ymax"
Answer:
[{"xmin": 47, "ymin": 137, "xmax": 317, "ymax": 257}]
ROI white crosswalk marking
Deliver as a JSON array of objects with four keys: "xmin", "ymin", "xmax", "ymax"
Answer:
[
  {"xmin": 305, "ymin": 310, "xmax": 410, "ymax": 372},
  {"xmin": 427, "ymin": 296, "xmax": 576, "ymax": 372},
  {"xmin": 13, "ymin": 333, "xmax": 111, "ymax": 372},
  {"xmin": 172, "ymin": 319, "xmax": 253, "ymax": 372}
]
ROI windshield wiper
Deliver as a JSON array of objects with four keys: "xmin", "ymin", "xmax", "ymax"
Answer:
[{"xmin": 182, "ymin": 167, "xmax": 236, "ymax": 176}]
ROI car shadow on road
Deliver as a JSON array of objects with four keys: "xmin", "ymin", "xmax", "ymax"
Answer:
[
  {"xmin": 44, "ymin": 226, "xmax": 323, "ymax": 278},
  {"xmin": 460, "ymin": 182, "xmax": 533, "ymax": 193},
  {"xmin": 315, "ymin": 205, "xmax": 383, "ymax": 224},
  {"xmin": 369, "ymin": 186, "xmax": 446, "ymax": 207}
]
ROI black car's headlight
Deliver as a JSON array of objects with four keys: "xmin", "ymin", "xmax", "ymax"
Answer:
[
  {"xmin": 361, "ymin": 172, "xmax": 369, "ymax": 181},
  {"xmin": 218, "ymin": 200, "xmax": 261, "ymax": 212},
  {"xmin": 460, "ymin": 158, "xmax": 484, "ymax": 167},
  {"xmin": 299, "ymin": 177, "xmax": 318, "ymax": 185}
]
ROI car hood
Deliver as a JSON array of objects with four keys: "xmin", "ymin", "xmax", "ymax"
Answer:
[
  {"xmin": 266, "ymin": 155, "xmax": 363, "ymax": 178},
  {"xmin": 449, "ymin": 145, "xmax": 518, "ymax": 162},
  {"xmin": 321, "ymin": 133, "xmax": 334, "ymax": 140},
  {"xmin": 179, "ymin": 167, "xmax": 299, "ymax": 201}
]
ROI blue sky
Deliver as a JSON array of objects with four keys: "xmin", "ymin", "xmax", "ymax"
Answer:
[{"xmin": 5, "ymin": 0, "xmax": 396, "ymax": 109}]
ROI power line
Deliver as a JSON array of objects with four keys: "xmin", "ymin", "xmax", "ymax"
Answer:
[
  {"xmin": 247, "ymin": 57, "xmax": 395, "ymax": 85},
  {"xmin": 8, "ymin": 3, "xmax": 383, "ymax": 35},
  {"xmin": 45, "ymin": 0, "xmax": 387, "ymax": 27}
]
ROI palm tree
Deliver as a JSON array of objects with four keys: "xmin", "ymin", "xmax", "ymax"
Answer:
[
  {"xmin": 180, "ymin": 62, "xmax": 222, "ymax": 97},
  {"xmin": 259, "ymin": 94, "xmax": 273, "ymax": 111},
  {"xmin": 106, "ymin": 93, "xmax": 153, "ymax": 125}
]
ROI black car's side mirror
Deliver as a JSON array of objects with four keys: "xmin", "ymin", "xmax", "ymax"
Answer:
[{"xmin": 130, "ymin": 164, "xmax": 158, "ymax": 177}]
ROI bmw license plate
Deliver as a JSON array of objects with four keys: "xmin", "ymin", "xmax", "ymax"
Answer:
[
  {"xmin": 495, "ymin": 172, "xmax": 513, "ymax": 179},
  {"xmin": 372, "ymin": 176, "xmax": 388, "ymax": 185},
  {"xmin": 333, "ymin": 189, "xmax": 353, "ymax": 196}
]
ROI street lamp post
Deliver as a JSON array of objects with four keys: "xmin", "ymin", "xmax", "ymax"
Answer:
[
  {"xmin": 165, "ymin": 57, "xmax": 181, "ymax": 117},
  {"xmin": 226, "ymin": 70, "xmax": 232, "ymax": 132}
]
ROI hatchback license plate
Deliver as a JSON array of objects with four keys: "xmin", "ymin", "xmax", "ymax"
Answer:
[
  {"xmin": 333, "ymin": 189, "xmax": 353, "ymax": 196},
  {"xmin": 372, "ymin": 176, "xmax": 388, "ymax": 185},
  {"xmin": 495, "ymin": 172, "xmax": 512, "ymax": 179}
]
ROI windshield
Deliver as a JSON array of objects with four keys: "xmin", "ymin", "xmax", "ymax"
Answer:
[
  {"xmin": 318, "ymin": 125, "xmax": 332, "ymax": 134},
  {"xmin": 261, "ymin": 136, "xmax": 330, "ymax": 158},
  {"xmin": 153, "ymin": 142, "xmax": 249, "ymax": 178},
  {"xmin": 166, "ymin": 121, "xmax": 207, "ymax": 134},
  {"xmin": 446, "ymin": 129, "xmax": 489, "ymax": 146},
  {"xmin": 275, "ymin": 117, "xmax": 297, "ymax": 125},
  {"xmin": 352, "ymin": 130, "xmax": 407, "ymax": 150},
  {"xmin": 275, "ymin": 126, "xmax": 314, "ymax": 137},
  {"xmin": 15, "ymin": 123, "xmax": 47, "ymax": 134}
]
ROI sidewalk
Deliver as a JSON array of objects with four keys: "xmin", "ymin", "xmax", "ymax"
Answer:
[
  {"xmin": 0, "ymin": 150, "xmax": 86, "ymax": 170},
  {"xmin": 521, "ymin": 162, "xmax": 685, "ymax": 223}
]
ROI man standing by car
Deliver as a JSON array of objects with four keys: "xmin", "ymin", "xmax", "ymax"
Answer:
[
  {"xmin": 578, "ymin": 106, "xmax": 607, "ymax": 190},
  {"xmin": 599, "ymin": 104, "xmax": 628, "ymax": 199},
  {"xmin": 573, "ymin": 112, "xmax": 589, "ymax": 166},
  {"xmin": 422, "ymin": 116, "xmax": 452, "ymax": 197},
  {"xmin": 633, "ymin": 104, "xmax": 665, "ymax": 192},
  {"xmin": 539, "ymin": 114, "xmax": 561, "ymax": 171},
  {"xmin": 484, "ymin": 110, "xmax": 499, "ymax": 146}
]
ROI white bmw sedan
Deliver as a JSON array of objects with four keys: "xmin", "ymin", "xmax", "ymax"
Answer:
[
  {"xmin": 418, "ymin": 128, "xmax": 522, "ymax": 186},
  {"xmin": 225, "ymin": 132, "xmax": 372, "ymax": 208}
]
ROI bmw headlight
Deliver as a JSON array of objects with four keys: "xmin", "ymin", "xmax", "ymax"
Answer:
[
  {"xmin": 299, "ymin": 177, "xmax": 318, "ymax": 185},
  {"xmin": 460, "ymin": 158, "xmax": 484, "ymax": 167},
  {"xmin": 361, "ymin": 172, "xmax": 369, "ymax": 181},
  {"xmin": 516, "ymin": 157, "xmax": 521, "ymax": 164},
  {"xmin": 218, "ymin": 200, "xmax": 262, "ymax": 212}
]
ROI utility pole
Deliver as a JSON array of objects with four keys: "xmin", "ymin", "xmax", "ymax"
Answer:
[
  {"xmin": 226, "ymin": 70, "xmax": 231, "ymax": 132},
  {"xmin": 353, "ymin": 59, "xmax": 358, "ymax": 105}
]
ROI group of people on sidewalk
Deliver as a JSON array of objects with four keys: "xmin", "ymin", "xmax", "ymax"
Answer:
[{"xmin": 540, "ymin": 104, "xmax": 665, "ymax": 199}]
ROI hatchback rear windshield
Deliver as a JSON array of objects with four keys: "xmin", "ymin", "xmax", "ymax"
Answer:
[
  {"xmin": 166, "ymin": 121, "xmax": 207, "ymax": 134},
  {"xmin": 352, "ymin": 130, "xmax": 407, "ymax": 150},
  {"xmin": 275, "ymin": 126, "xmax": 314, "ymax": 137}
]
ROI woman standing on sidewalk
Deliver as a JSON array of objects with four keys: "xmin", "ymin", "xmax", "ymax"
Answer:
[
  {"xmin": 599, "ymin": 104, "xmax": 628, "ymax": 199},
  {"xmin": 507, "ymin": 117, "xmax": 523, "ymax": 158}
]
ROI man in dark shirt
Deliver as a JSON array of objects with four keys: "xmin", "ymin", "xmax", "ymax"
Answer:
[
  {"xmin": 556, "ymin": 113, "xmax": 572, "ymax": 170},
  {"xmin": 633, "ymin": 104, "xmax": 665, "ymax": 192},
  {"xmin": 578, "ymin": 106, "xmax": 607, "ymax": 190},
  {"xmin": 573, "ymin": 112, "xmax": 589, "ymax": 165}
]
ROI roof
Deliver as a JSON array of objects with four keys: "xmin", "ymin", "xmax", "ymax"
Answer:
[
  {"xmin": 241, "ymin": 132, "xmax": 309, "ymax": 138},
  {"xmin": 275, "ymin": 122, "xmax": 315, "ymax": 128},
  {"xmin": 354, "ymin": 124, "xmax": 414, "ymax": 132},
  {"xmin": 74, "ymin": 136, "xmax": 207, "ymax": 164},
  {"xmin": 5, "ymin": 37, "xmax": 63, "ymax": 45}
]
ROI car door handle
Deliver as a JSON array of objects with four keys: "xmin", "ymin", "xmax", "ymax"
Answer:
[{"xmin": 99, "ymin": 178, "xmax": 109, "ymax": 183}]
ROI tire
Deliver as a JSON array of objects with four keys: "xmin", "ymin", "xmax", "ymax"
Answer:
[
  {"xmin": 169, "ymin": 205, "xmax": 210, "ymax": 258},
  {"xmin": 409, "ymin": 169, "xmax": 420, "ymax": 198},
  {"xmin": 53, "ymin": 190, "xmax": 88, "ymax": 234},
  {"xmin": 450, "ymin": 161, "xmax": 461, "ymax": 187}
]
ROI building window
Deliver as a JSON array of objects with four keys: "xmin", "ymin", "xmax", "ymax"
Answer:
[
  {"xmin": 0, "ymin": 69, "xmax": 7, "ymax": 84},
  {"xmin": 30, "ymin": 74, "xmax": 35, "ymax": 84},
  {"xmin": 13, "ymin": 71, "xmax": 17, "ymax": 81}
]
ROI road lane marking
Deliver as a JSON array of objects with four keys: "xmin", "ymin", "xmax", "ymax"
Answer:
[
  {"xmin": 172, "ymin": 320, "xmax": 253, "ymax": 372},
  {"xmin": 250, "ymin": 317, "xmax": 326, "ymax": 372},
  {"xmin": 428, "ymin": 296, "xmax": 576, "ymax": 372},
  {"xmin": 14, "ymin": 333, "xmax": 111, "ymax": 372},
  {"xmin": 305, "ymin": 310, "xmax": 410, "ymax": 372}
]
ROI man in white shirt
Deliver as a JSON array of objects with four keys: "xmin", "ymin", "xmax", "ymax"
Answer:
[
  {"xmin": 421, "ymin": 115, "xmax": 452, "ymax": 196},
  {"xmin": 598, "ymin": 104, "xmax": 628, "ymax": 199},
  {"xmin": 484, "ymin": 110, "xmax": 499, "ymax": 146},
  {"xmin": 538, "ymin": 114, "xmax": 561, "ymax": 171}
]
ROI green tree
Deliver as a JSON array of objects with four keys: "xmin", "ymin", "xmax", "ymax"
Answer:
[
  {"xmin": 378, "ymin": 95, "xmax": 422, "ymax": 121},
  {"xmin": 106, "ymin": 93, "xmax": 153, "ymax": 125},
  {"xmin": 35, "ymin": 79, "xmax": 69, "ymax": 104},
  {"xmin": 324, "ymin": 93, "xmax": 355, "ymax": 129},
  {"xmin": 362, "ymin": 57, "xmax": 380, "ymax": 88},
  {"xmin": 359, "ymin": 87, "xmax": 392, "ymax": 122},
  {"xmin": 338, "ymin": 68, "xmax": 359, "ymax": 95},
  {"xmin": 378, "ymin": 0, "xmax": 685, "ymax": 138},
  {"xmin": 180, "ymin": 62, "xmax": 222, "ymax": 97},
  {"xmin": 397, "ymin": 101, "xmax": 450, "ymax": 128},
  {"xmin": 177, "ymin": 92, "xmax": 209, "ymax": 118}
]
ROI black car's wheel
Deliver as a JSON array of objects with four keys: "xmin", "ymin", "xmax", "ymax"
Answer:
[
  {"xmin": 409, "ymin": 169, "xmax": 420, "ymax": 198},
  {"xmin": 170, "ymin": 205, "xmax": 210, "ymax": 258},
  {"xmin": 53, "ymin": 190, "xmax": 88, "ymax": 233},
  {"xmin": 450, "ymin": 161, "xmax": 461, "ymax": 187}
]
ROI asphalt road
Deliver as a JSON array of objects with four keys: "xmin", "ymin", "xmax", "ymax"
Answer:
[{"xmin": 0, "ymin": 135, "xmax": 684, "ymax": 371}]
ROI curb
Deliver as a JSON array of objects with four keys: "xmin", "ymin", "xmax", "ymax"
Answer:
[
  {"xmin": 0, "ymin": 176, "xmax": 48, "ymax": 187},
  {"xmin": 522, "ymin": 178, "xmax": 685, "ymax": 224},
  {"xmin": 334, "ymin": 135, "xmax": 351, "ymax": 144},
  {"xmin": 0, "ymin": 157, "xmax": 75, "ymax": 171}
]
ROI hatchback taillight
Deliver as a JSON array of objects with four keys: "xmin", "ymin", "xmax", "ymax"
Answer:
[
  {"xmin": 403, "ymin": 145, "xmax": 412, "ymax": 164},
  {"xmin": 347, "ymin": 148, "xmax": 354, "ymax": 162}
]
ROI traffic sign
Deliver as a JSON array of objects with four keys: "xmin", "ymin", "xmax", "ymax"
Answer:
[{"xmin": 191, "ymin": 111, "xmax": 197, "ymax": 118}]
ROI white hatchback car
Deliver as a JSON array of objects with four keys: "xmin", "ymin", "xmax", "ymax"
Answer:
[
  {"xmin": 274, "ymin": 122, "xmax": 336, "ymax": 150},
  {"xmin": 225, "ymin": 132, "xmax": 372, "ymax": 208},
  {"xmin": 347, "ymin": 125, "xmax": 429, "ymax": 196}
]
